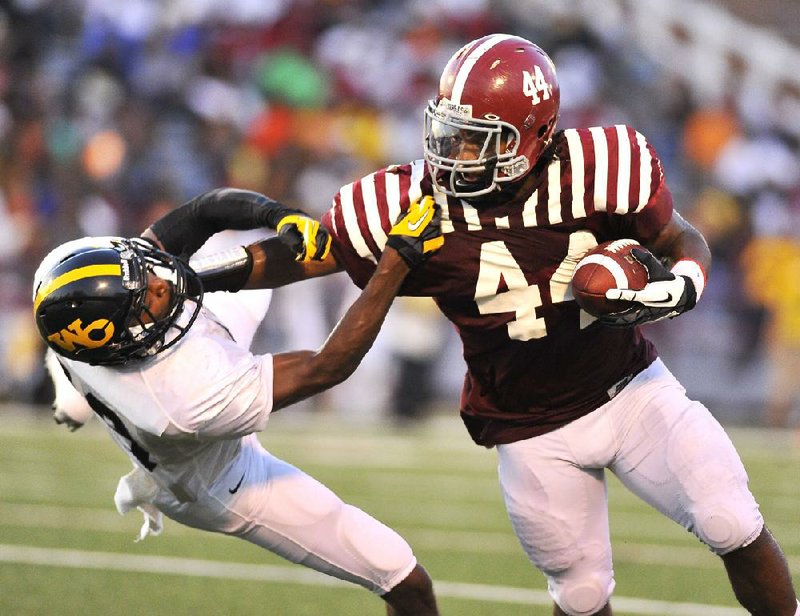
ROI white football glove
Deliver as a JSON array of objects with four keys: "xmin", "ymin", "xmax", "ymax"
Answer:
[
  {"xmin": 115, "ymin": 466, "xmax": 163, "ymax": 542},
  {"xmin": 45, "ymin": 348, "xmax": 93, "ymax": 431},
  {"xmin": 599, "ymin": 248, "xmax": 700, "ymax": 328}
]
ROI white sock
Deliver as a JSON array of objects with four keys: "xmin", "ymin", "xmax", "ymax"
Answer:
[{"xmin": 794, "ymin": 599, "xmax": 800, "ymax": 616}]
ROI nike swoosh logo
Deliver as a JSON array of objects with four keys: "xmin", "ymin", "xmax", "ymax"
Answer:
[
  {"xmin": 406, "ymin": 214, "xmax": 427, "ymax": 232},
  {"xmin": 228, "ymin": 473, "xmax": 245, "ymax": 494}
]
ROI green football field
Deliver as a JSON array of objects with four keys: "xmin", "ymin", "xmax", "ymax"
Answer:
[{"xmin": 1, "ymin": 403, "xmax": 798, "ymax": 615}]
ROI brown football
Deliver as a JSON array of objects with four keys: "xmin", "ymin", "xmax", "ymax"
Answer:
[{"xmin": 572, "ymin": 239, "xmax": 650, "ymax": 317}]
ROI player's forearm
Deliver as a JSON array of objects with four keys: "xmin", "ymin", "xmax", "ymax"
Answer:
[
  {"xmin": 243, "ymin": 236, "xmax": 341, "ymax": 289},
  {"xmin": 674, "ymin": 227, "xmax": 711, "ymax": 274},
  {"xmin": 186, "ymin": 236, "xmax": 340, "ymax": 293},
  {"xmin": 271, "ymin": 249, "xmax": 407, "ymax": 409},
  {"xmin": 316, "ymin": 248, "xmax": 407, "ymax": 371},
  {"xmin": 649, "ymin": 211, "xmax": 712, "ymax": 273}
]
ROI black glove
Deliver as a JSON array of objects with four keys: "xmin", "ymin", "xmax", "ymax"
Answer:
[
  {"xmin": 385, "ymin": 196, "xmax": 444, "ymax": 268},
  {"xmin": 598, "ymin": 247, "xmax": 697, "ymax": 328},
  {"xmin": 275, "ymin": 213, "xmax": 332, "ymax": 262}
]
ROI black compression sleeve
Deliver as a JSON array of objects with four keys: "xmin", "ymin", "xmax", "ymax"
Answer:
[{"xmin": 147, "ymin": 188, "xmax": 303, "ymax": 256}]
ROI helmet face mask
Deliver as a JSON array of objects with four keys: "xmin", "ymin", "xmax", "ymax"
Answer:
[
  {"xmin": 33, "ymin": 237, "xmax": 202, "ymax": 366},
  {"xmin": 424, "ymin": 34, "xmax": 560, "ymax": 199},
  {"xmin": 424, "ymin": 99, "xmax": 526, "ymax": 198}
]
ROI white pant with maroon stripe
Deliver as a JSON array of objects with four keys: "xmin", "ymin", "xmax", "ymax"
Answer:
[{"xmin": 496, "ymin": 358, "xmax": 762, "ymax": 615}]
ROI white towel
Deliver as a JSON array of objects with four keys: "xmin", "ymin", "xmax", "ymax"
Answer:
[{"xmin": 114, "ymin": 467, "xmax": 164, "ymax": 542}]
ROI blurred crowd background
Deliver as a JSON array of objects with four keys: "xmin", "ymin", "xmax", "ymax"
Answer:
[{"xmin": 2, "ymin": 0, "xmax": 800, "ymax": 429}]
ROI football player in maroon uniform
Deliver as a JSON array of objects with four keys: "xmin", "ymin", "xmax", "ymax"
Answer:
[{"xmin": 165, "ymin": 34, "xmax": 797, "ymax": 616}]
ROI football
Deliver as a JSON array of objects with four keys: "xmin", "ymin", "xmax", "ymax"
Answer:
[{"xmin": 572, "ymin": 239, "xmax": 650, "ymax": 317}]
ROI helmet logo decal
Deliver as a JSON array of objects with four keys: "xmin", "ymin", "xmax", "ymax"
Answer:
[
  {"xmin": 47, "ymin": 318, "xmax": 115, "ymax": 353},
  {"xmin": 118, "ymin": 250, "xmax": 144, "ymax": 290},
  {"xmin": 522, "ymin": 67, "xmax": 552, "ymax": 105},
  {"xmin": 437, "ymin": 97, "xmax": 472, "ymax": 119}
]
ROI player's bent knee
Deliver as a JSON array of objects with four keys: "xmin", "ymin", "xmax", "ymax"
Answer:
[
  {"xmin": 552, "ymin": 575, "xmax": 613, "ymax": 616},
  {"xmin": 339, "ymin": 504, "xmax": 417, "ymax": 592},
  {"xmin": 693, "ymin": 504, "xmax": 761, "ymax": 554},
  {"xmin": 533, "ymin": 537, "xmax": 613, "ymax": 615}
]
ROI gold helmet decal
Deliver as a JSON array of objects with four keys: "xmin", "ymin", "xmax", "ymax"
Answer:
[{"xmin": 47, "ymin": 318, "xmax": 115, "ymax": 352}]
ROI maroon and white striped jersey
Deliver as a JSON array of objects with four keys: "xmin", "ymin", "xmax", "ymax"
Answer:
[{"xmin": 322, "ymin": 126, "xmax": 672, "ymax": 446}]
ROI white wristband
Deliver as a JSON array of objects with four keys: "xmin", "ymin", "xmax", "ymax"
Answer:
[
  {"xmin": 189, "ymin": 246, "xmax": 249, "ymax": 276},
  {"xmin": 671, "ymin": 259, "xmax": 706, "ymax": 300}
]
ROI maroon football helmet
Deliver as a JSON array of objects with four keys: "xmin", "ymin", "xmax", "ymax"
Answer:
[{"xmin": 424, "ymin": 34, "xmax": 560, "ymax": 198}]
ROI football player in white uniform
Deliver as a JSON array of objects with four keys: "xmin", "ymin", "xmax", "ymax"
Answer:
[
  {"xmin": 48, "ymin": 226, "xmax": 273, "ymax": 432},
  {"xmin": 33, "ymin": 189, "xmax": 443, "ymax": 615}
]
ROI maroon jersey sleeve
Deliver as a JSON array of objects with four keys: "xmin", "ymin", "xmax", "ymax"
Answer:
[
  {"xmin": 321, "ymin": 160, "xmax": 460, "ymax": 296},
  {"xmin": 555, "ymin": 125, "xmax": 672, "ymax": 243},
  {"xmin": 321, "ymin": 162, "xmax": 421, "ymax": 290}
]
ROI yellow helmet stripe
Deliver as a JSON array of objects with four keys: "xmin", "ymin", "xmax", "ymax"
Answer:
[{"xmin": 33, "ymin": 264, "xmax": 122, "ymax": 314}]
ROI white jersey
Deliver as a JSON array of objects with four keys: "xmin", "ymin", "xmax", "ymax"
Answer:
[
  {"xmin": 60, "ymin": 304, "xmax": 274, "ymax": 503},
  {"xmin": 46, "ymin": 232, "xmax": 420, "ymax": 596}
]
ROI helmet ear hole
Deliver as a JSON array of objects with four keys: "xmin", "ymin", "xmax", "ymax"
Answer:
[
  {"xmin": 537, "ymin": 124, "xmax": 549, "ymax": 138},
  {"xmin": 88, "ymin": 326, "xmax": 111, "ymax": 342}
]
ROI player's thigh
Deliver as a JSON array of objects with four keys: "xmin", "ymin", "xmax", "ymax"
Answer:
[
  {"xmin": 611, "ymin": 375, "xmax": 762, "ymax": 554},
  {"xmin": 497, "ymin": 434, "xmax": 612, "ymax": 574},
  {"xmin": 230, "ymin": 451, "xmax": 416, "ymax": 593}
]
